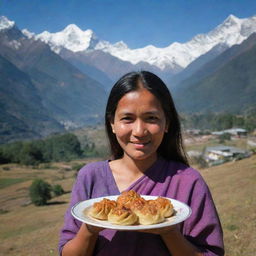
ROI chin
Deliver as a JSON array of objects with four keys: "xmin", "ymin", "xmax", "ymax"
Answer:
[{"xmin": 126, "ymin": 151, "xmax": 156, "ymax": 161}]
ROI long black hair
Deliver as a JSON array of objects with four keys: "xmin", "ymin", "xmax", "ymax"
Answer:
[{"xmin": 105, "ymin": 71, "xmax": 189, "ymax": 166}]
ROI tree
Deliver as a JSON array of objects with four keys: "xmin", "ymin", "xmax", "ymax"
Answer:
[
  {"xmin": 0, "ymin": 148, "xmax": 9, "ymax": 164},
  {"xmin": 52, "ymin": 184, "xmax": 65, "ymax": 196},
  {"xmin": 0, "ymin": 141, "xmax": 23, "ymax": 163},
  {"xmin": 19, "ymin": 142, "xmax": 44, "ymax": 166},
  {"xmin": 29, "ymin": 179, "xmax": 52, "ymax": 206},
  {"xmin": 47, "ymin": 133, "xmax": 83, "ymax": 161}
]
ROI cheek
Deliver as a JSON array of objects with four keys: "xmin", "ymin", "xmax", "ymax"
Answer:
[
  {"xmin": 149, "ymin": 123, "xmax": 166, "ymax": 134},
  {"xmin": 114, "ymin": 123, "xmax": 131, "ymax": 138}
]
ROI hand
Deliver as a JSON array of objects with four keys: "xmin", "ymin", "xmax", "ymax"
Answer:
[
  {"xmin": 85, "ymin": 224, "xmax": 105, "ymax": 235},
  {"xmin": 138, "ymin": 224, "xmax": 180, "ymax": 236}
]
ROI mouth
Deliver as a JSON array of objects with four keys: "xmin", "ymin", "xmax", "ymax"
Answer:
[{"xmin": 130, "ymin": 141, "xmax": 150, "ymax": 148}]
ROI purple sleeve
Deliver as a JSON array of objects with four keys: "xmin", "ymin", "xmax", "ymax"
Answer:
[
  {"xmin": 181, "ymin": 173, "xmax": 224, "ymax": 256},
  {"xmin": 58, "ymin": 166, "xmax": 90, "ymax": 255}
]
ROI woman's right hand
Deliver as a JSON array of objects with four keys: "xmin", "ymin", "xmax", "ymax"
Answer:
[{"xmin": 86, "ymin": 224, "xmax": 104, "ymax": 235}]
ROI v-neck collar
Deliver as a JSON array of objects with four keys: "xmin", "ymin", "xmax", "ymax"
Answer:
[{"xmin": 105, "ymin": 157, "xmax": 163, "ymax": 194}]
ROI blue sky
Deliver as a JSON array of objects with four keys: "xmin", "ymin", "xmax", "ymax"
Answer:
[{"xmin": 1, "ymin": 0, "xmax": 256, "ymax": 48}]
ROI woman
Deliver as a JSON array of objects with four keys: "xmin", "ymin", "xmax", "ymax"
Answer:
[{"xmin": 59, "ymin": 71, "xmax": 224, "ymax": 256}]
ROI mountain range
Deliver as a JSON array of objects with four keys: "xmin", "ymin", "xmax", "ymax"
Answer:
[
  {"xmin": 28, "ymin": 14, "xmax": 256, "ymax": 71},
  {"xmin": 0, "ymin": 16, "xmax": 107, "ymax": 143},
  {"xmin": 0, "ymin": 14, "xmax": 256, "ymax": 143},
  {"xmin": 173, "ymin": 33, "xmax": 256, "ymax": 113}
]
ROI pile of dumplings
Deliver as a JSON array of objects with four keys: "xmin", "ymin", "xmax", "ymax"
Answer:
[{"xmin": 87, "ymin": 190, "xmax": 174, "ymax": 225}]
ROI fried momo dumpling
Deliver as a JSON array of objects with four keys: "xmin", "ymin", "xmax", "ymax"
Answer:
[
  {"xmin": 108, "ymin": 206, "xmax": 138, "ymax": 225},
  {"xmin": 88, "ymin": 198, "xmax": 117, "ymax": 220},
  {"xmin": 149, "ymin": 197, "xmax": 174, "ymax": 218},
  {"xmin": 129, "ymin": 197, "xmax": 147, "ymax": 214},
  {"xmin": 136, "ymin": 203, "xmax": 165, "ymax": 225},
  {"xmin": 116, "ymin": 190, "xmax": 141, "ymax": 208}
]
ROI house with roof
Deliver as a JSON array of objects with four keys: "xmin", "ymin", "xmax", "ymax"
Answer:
[
  {"xmin": 203, "ymin": 145, "xmax": 250, "ymax": 166},
  {"xmin": 212, "ymin": 128, "xmax": 247, "ymax": 137}
]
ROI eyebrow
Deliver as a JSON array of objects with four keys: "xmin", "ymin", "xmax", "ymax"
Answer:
[{"xmin": 117, "ymin": 110, "xmax": 160, "ymax": 115}]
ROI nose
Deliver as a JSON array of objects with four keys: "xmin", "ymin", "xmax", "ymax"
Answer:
[{"xmin": 132, "ymin": 119, "xmax": 147, "ymax": 137}]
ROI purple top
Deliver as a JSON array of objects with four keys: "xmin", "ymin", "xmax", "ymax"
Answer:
[{"xmin": 59, "ymin": 158, "xmax": 224, "ymax": 256}]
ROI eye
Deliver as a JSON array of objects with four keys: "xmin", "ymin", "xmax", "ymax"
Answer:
[
  {"xmin": 121, "ymin": 116, "xmax": 132, "ymax": 120},
  {"xmin": 146, "ymin": 116, "xmax": 159, "ymax": 122},
  {"xmin": 120, "ymin": 116, "xmax": 133, "ymax": 122}
]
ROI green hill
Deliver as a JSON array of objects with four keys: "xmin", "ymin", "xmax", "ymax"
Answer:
[
  {"xmin": 0, "ymin": 54, "xmax": 63, "ymax": 143},
  {"xmin": 0, "ymin": 25, "xmax": 108, "ymax": 143},
  {"xmin": 0, "ymin": 26, "xmax": 107, "ymax": 128},
  {"xmin": 173, "ymin": 33, "xmax": 256, "ymax": 114}
]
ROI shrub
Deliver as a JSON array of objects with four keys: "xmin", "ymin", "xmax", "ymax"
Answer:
[
  {"xmin": 29, "ymin": 179, "xmax": 52, "ymax": 206},
  {"xmin": 19, "ymin": 142, "xmax": 44, "ymax": 166},
  {"xmin": 52, "ymin": 184, "xmax": 65, "ymax": 196}
]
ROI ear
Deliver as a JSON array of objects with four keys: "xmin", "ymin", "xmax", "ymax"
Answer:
[{"xmin": 110, "ymin": 122, "xmax": 115, "ymax": 134}]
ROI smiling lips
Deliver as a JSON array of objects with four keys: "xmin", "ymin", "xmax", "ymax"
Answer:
[{"xmin": 130, "ymin": 141, "xmax": 150, "ymax": 149}]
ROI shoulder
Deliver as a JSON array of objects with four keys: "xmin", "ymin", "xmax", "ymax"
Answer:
[
  {"xmin": 73, "ymin": 160, "xmax": 109, "ymax": 198},
  {"xmin": 77, "ymin": 160, "xmax": 108, "ymax": 180},
  {"xmin": 163, "ymin": 160, "xmax": 213, "ymax": 207},
  {"xmin": 164, "ymin": 159, "xmax": 208, "ymax": 188},
  {"xmin": 164, "ymin": 159, "xmax": 201, "ymax": 177}
]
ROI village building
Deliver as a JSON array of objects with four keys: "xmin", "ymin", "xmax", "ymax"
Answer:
[
  {"xmin": 204, "ymin": 145, "xmax": 250, "ymax": 166},
  {"xmin": 212, "ymin": 128, "xmax": 247, "ymax": 137}
]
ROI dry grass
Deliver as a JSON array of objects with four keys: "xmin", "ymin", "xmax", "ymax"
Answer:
[
  {"xmin": 0, "ymin": 155, "xmax": 255, "ymax": 256},
  {"xmin": 197, "ymin": 155, "xmax": 256, "ymax": 256}
]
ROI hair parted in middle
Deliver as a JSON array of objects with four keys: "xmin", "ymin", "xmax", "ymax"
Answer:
[{"xmin": 105, "ymin": 71, "xmax": 189, "ymax": 166}]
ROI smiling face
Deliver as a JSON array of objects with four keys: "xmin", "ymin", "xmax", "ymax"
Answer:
[{"xmin": 110, "ymin": 88, "xmax": 168, "ymax": 162}]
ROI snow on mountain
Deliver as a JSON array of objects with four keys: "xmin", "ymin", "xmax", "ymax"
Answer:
[
  {"xmin": 22, "ymin": 28, "xmax": 35, "ymax": 39},
  {"xmin": 95, "ymin": 42, "xmax": 181, "ymax": 69},
  {"xmin": 2, "ymin": 14, "xmax": 256, "ymax": 71},
  {"xmin": 96, "ymin": 14, "xmax": 256, "ymax": 69},
  {"xmin": 36, "ymin": 24, "xmax": 99, "ymax": 53},
  {"xmin": 0, "ymin": 16, "xmax": 15, "ymax": 30}
]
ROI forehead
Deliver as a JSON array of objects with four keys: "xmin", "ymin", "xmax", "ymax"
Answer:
[{"xmin": 116, "ymin": 89, "xmax": 163, "ymax": 114}]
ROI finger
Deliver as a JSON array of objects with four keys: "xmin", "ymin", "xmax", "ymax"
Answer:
[{"xmin": 86, "ymin": 224, "xmax": 104, "ymax": 234}]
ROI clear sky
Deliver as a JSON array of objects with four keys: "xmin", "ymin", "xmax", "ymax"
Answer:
[{"xmin": 1, "ymin": 0, "xmax": 256, "ymax": 48}]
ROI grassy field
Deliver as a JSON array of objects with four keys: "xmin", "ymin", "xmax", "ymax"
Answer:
[{"xmin": 0, "ymin": 155, "xmax": 255, "ymax": 256}]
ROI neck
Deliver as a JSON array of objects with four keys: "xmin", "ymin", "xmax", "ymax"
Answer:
[{"xmin": 120, "ymin": 153, "xmax": 158, "ymax": 174}]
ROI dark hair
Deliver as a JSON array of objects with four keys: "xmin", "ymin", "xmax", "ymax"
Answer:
[{"xmin": 105, "ymin": 71, "xmax": 189, "ymax": 166}]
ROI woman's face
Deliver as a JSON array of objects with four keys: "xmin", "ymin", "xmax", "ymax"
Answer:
[{"xmin": 111, "ymin": 88, "xmax": 168, "ymax": 162}]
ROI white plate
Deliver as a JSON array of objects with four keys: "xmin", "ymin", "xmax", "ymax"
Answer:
[{"xmin": 71, "ymin": 195, "xmax": 192, "ymax": 230}]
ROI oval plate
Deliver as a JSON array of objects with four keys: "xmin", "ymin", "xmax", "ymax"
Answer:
[{"xmin": 71, "ymin": 195, "xmax": 192, "ymax": 230}]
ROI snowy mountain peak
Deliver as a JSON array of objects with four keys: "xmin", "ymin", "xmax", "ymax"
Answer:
[
  {"xmin": 36, "ymin": 24, "xmax": 98, "ymax": 53},
  {"xmin": 63, "ymin": 23, "xmax": 82, "ymax": 33},
  {"xmin": 0, "ymin": 16, "xmax": 15, "ymax": 31},
  {"xmin": 225, "ymin": 14, "xmax": 241, "ymax": 23},
  {"xmin": 112, "ymin": 41, "xmax": 128, "ymax": 49},
  {"xmin": 24, "ymin": 14, "xmax": 256, "ymax": 71},
  {"xmin": 22, "ymin": 28, "xmax": 35, "ymax": 39},
  {"xmin": 93, "ymin": 14, "xmax": 256, "ymax": 70},
  {"xmin": 218, "ymin": 14, "xmax": 242, "ymax": 31}
]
